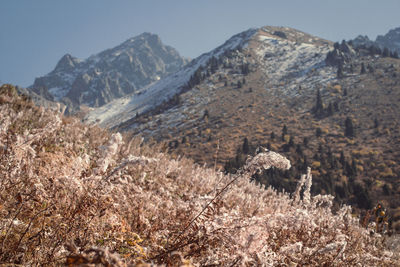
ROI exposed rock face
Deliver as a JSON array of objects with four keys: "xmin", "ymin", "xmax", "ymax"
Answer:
[
  {"xmin": 376, "ymin": 27, "xmax": 400, "ymax": 53},
  {"xmin": 30, "ymin": 33, "xmax": 189, "ymax": 113},
  {"xmin": 325, "ymin": 41, "xmax": 356, "ymax": 66},
  {"xmin": 351, "ymin": 27, "xmax": 400, "ymax": 54},
  {"xmin": 351, "ymin": 35, "xmax": 374, "ymax": 48}
]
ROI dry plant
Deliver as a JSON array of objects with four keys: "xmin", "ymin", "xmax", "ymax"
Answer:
[{"xmin": 0, "ymin": 84, "xmax": 399, "ymax": 266}]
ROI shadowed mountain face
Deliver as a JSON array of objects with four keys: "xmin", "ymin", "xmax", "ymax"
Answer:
[{"xmin": 30, "ymin": 33, "xmax": 189, "ymax": 113}]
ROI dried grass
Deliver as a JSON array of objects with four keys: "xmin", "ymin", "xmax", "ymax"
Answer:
[{"xmin": 0, "ymin": 84, "xmax": 399, "ymax": 266}]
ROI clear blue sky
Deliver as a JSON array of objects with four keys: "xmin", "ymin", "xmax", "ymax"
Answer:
[{"xmin": 1, "ymin": 0, "xmax": 399, "ymax": 87}]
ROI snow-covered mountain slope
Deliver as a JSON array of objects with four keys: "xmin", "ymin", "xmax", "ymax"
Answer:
[
  {"xmin": 252, "ymin": 26, "xmax": 335, "ymax": 96},
  {"xmin": 30, "ymin": 33, "xmax": 188, "ymax": 113},
  {"xmin": 85, "ymin": 26, "xmax": 337, "ymax": 129},
  {"xmin": 84, "ymin": 28, "xmax": 258, "ymax": 128}
]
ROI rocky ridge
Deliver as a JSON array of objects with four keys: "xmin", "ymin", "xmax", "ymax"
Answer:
[
  {"xmin": 84, "ymin": 28, "xmax": 257, "ymax": 128},
  {"xmin": 96, "ymin": 26, "xmax": 336, "ymax": 134},
  {"xmin": 30, "ymin": 33, "xmax": 189, "ymax": 113},
  {"xmin": 351, "ymin": 26, "xmax": 400, "ymax": 55}
]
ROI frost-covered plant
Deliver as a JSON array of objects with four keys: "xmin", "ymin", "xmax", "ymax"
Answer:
[{"xmin": 0, "ymin": 84, "xmax": 398, "ymax": 266}]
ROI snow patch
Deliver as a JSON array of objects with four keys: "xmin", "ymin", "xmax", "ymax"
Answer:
[
  {"xmin": 255, "ymin": 33, "xmax": 335, "ymax": 96},
  {"xmin": 48, "ymin": 87, "xmax": 69, "ymax": 101}
]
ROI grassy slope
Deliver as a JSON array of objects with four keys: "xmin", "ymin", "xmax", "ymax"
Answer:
[{"xmin": 0, "ymin": 84, "xmax": 399, "ymax": 266}]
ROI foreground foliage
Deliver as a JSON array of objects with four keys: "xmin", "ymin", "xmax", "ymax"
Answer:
[{"xmin": 0, "ymin": 84, "xmax": 399, "ymax": 266}]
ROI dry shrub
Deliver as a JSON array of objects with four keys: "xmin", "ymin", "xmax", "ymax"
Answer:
[{"xmin": 0, "ymin": 84, "xmax": 399, "ymax": 266}]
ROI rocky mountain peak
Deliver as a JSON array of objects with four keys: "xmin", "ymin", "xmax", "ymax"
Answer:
[
  {"xmin": 54, "ymin": 53, "xmax": 80, "ymax": 72},
  {"xmin": 137, "ymin": 32, "xmax": 162, "ymax": 44},
  {"xmin": 352, "ymin": 35, "xmax": 374, "ymax": 47},
  {"xmin": 350, "ymin": 26, "xmax": 400, "ymax": 54},
  {"xmin": 30, "ymin": 33, "xmax": 189, "ymax": 113},
  {"xmin": 256, "ymin": 26, "xmax": 331, "ymax": 46},
  {"xmin": 376, "ymin": 26, "xmax": 400, "ymax": 53},
  {"xmin": 377, "ymin": 27, "xmax": 400, "ymax": 42},
  {"xmin": 117, "ymin": 32, "xmax": 162, "ymax": 51}
]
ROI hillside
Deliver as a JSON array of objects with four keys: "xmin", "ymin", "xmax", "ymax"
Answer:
[
  {"xmin": 1, "ymin": 84, "xmax": 399, "ymax": 265},
  {"xmin": 84, "ymin": 29, "xmax": 257, "ymax": 128},
  {"xmin": 30, "ymin": 33, "xmax": 189, "ymax": 113},
  {"xmin": 85, "ymin": 26, "xmax": 400, "ymax": 231}
]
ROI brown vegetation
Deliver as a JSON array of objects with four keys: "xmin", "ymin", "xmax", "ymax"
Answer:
[{"xmin": 1, "ymin": 84, "xmax": 399, "ymax": 265}]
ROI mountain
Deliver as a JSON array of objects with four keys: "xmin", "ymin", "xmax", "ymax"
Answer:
[
  {"xmin": 351, "ymin": 26, "xmax": 400, "ymax": 55},
  {"xmin": 86, "ymin": 26, "xmax": 400, "ymax": 232},
  {"xmin": 84, "ymin": 28, "xmax": 257, "ymax": 128},
  {"xmin": 86, "ymin": 25, "xmax": 335, "ymax": 135},
  {"xmin": 30, "ymin": 33, "xmax": 189, "ymax": 113},
  {"xmin": 376, "ymin": 27, "xmax": 400, "ymax": 53}
]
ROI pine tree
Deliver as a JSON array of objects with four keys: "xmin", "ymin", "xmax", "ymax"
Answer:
[
  {"xmin": 281, "ymin": 125, "xmax": 288, "ymax": 141},
  {"xmin": 351, "ymin": 159, "xmax": 358, "ymax": 176},
  {"xmin": 345, "ymin": 117, "xmax": 355, "ymax": 137},
  {"xmin": 242, "ymin": 137, "xmax": 249, "ymax": 154},
  {"xmin": 209, "ymin": 56, "xmax": 218, "ymax": 73},
  {"xmin": 303, "ymin": 137, "xmax": 309, "ymax": 146},
  {"xmin": 345, "ymin": 161, "xmax": 355, "ymax": 177},
  {"xmin": 318, "ymin": 143, "xmax": 324, "ymax": 154},
  {"xmin": 302, "ymin": 156, "xmax": 308, "ymax": 172},
  {"xmin": 339, "ymin": 151, "xmax": 345, "ymax": 166},
  {"xmin": 360, "ymin": 63, "xmax": 366, "ymax": 74},
  {"xmin": 241, "ymin": 63, "xmax": 250, "ymax": 75},
  {"xmin": 270, "ymin": 131, "xmax": 275, "ymax": 140},
  {"xmin": 314, "ymin": 88, "xmax": 324, "ymax": 117},
  {"xmin": 327, "ymin": 102, "xmax": 334, "ymax": 116},
  {"xmin": 334, "ymin": 101, "xmax": 339, "ymax": 112},
  {"xmin": 288, "ymin": 136, "xmax": 294, "ymax": 147},
  {"xmin": 203, "ymin": 109, "xmax": 209, "ymax": 122},
  {"xmin": 296, "ymin": 144, "xmax": 303, "ymax": 155},
  {"xmin": 316, "ymin": 127, "xmax": 322, "ymax": 137},
  {"xmin": 383, "ymin": 47, "xmax": 390, "ymax": 57},
  {"xmin": 374, "ymin": 118, "xmax": 379, "ymax": 128},
  {"xmin": 327, "ymin": 147, "xmax": 336, "ymax": 169}
]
